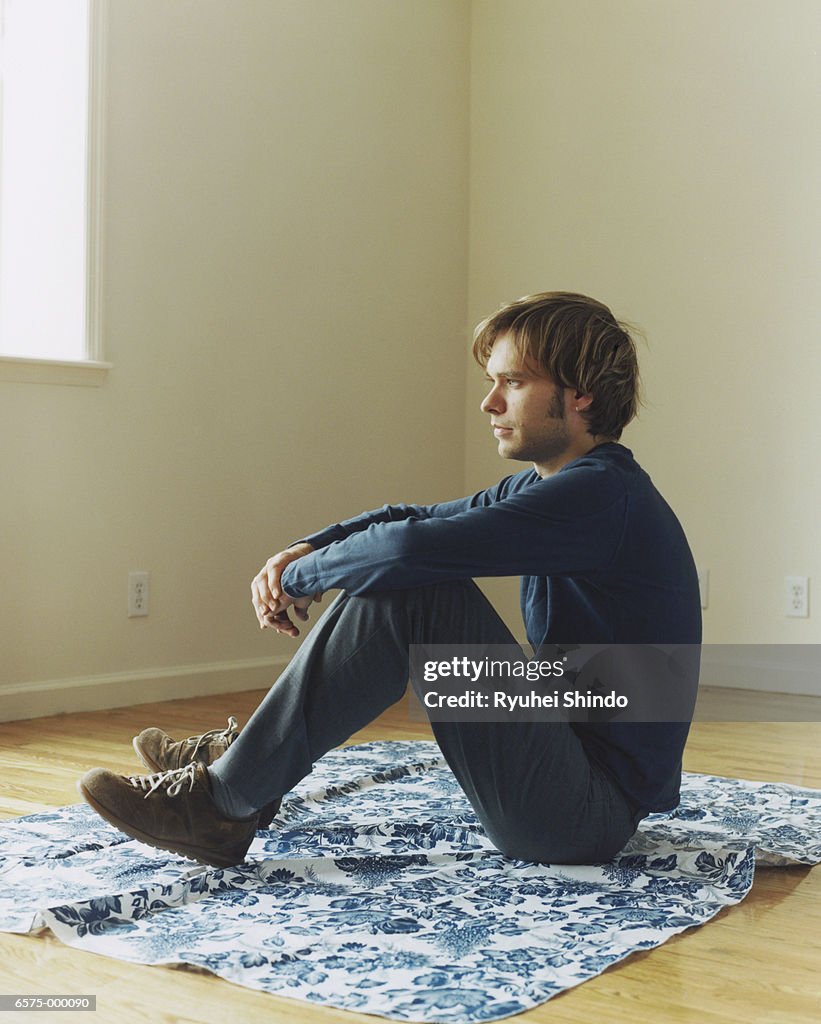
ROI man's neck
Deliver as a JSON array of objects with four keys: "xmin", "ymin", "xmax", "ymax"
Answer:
[{"xmin": 533, "ymin": 436, "xmax": 617, "ymax": 478}]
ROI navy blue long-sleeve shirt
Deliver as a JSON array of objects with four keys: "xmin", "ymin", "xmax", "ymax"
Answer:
[{"xmin": 281, "ymin": 443, "xmax": 702, "ymax": 813}]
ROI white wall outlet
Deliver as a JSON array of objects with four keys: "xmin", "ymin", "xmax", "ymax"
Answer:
[
  {"xmin": 697, "ymin": 567, "xmax": 709, "ymax": 610},
  {"xmin": 128, "ymin": 571, "xmax": 150, "ymax": 617},
  {"xmin": 785, "ymin": 575, "xmax": 809, "ymax": 618}
]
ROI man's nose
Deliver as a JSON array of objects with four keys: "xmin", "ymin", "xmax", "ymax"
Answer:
[{"xmin": 481, "ymin": 386, "xmax": 503, "ymax": 414}]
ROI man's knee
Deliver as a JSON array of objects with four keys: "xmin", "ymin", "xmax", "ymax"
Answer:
[
  {"xmin": 348, "ymin": 580, "xmax": 477, "ymax": 604},
  {"xmin": 344, "ymin": 580, "xmax": 481, "ymax": 625}
]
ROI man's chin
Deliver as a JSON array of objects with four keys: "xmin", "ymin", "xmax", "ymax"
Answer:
[
  {"xmin": 498, "ymin": 442, "xmax": 527, "ymax": 462},
  {"xmin": 498, "ymin": 438, "xmax": 571, "ymax": 466}
]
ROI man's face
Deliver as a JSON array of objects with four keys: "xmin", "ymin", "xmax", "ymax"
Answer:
[{"xmin": 480, "ymin": 334, "xmax": 572, "ymax": 476}]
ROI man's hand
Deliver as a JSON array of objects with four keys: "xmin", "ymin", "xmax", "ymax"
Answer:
[
  {"xmin": 251, "ymin": 543, "xmax": 322, "ymax": 636},
  {"xmin": 261, "ymin": 592, "xmax": 320, "ymax": 638}
]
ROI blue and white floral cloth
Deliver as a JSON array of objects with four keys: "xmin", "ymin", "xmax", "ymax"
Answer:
[{"xmin": 1, "ymin": 740, "xmax": 820, "ymax": 1023}]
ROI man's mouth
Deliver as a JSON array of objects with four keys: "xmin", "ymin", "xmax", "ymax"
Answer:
[{"xmin": 492, "ymin": 424, "xmax": 512, "ymax": 435}]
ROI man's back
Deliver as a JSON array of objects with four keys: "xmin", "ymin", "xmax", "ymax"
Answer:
[
  {"xmin": 519, "ymin": 442, "xmax": 701, "ymax": 650},
  {"xmin": 514, "ymin": 442, "xmax": 702, "ymax": 815}
]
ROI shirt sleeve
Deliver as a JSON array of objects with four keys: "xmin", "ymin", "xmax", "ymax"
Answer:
[
  {"xmin": 281, "ymin": 459, "xmax": 627, "ymax": 598},
  {"xmin": 296, "ymin": 473, "xmax": 523, "ymax": 550}
]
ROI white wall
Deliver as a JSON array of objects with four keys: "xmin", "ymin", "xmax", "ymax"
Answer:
[
  {"xmin": 2, "ymin": 0, "xmax": 820, "ymax": 720},
  {"xmin": 0, "ymin": 0, "xmax": 470, "ymax": 718},
  {"xmin": 467, "ymin": 0, "xmax": 821, "ymax": 652}
]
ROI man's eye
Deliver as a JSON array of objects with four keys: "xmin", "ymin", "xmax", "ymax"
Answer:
[{"xmin": 505, "ymin": 378, "xmax": 520, "ymax": 386}]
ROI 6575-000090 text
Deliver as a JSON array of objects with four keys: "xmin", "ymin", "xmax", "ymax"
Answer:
[{"xmin": 0, "ymin": 996, "xmax": 97, "ymax": 1011}]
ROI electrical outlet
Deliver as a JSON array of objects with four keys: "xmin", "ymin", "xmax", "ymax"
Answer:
[
  {"xmin": 128, "ymin": 571, "xmax": 150, "ymax": 617},
  {"xmin": 697, "ymin": 567, "xmax": 709, "ymax": 609},
  {"xmin": 785, "ymin": 575, "xmax": 809, "ymax": 618}
]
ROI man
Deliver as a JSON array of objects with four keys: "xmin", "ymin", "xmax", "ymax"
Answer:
[{"xmin": 79, "ymin": 292, "xmax": 701, "ymax": 869}]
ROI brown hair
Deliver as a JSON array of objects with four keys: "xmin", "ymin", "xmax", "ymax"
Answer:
[{"xmin": 472, "ymin": 291, "xmax": 641, "ymax": 440}]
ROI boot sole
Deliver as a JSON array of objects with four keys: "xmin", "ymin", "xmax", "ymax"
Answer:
[{"xmin": 77, "ymin": 778, "xmax": 250, "ymax": 870}]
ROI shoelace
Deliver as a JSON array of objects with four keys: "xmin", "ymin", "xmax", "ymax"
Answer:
[
  {"xmin": 129, "ymin": 761, "xmax": 200, "ymax": 799},
  {"xmin": 185, "ymin": 716, "xmax": 238, "ymax": 759}
]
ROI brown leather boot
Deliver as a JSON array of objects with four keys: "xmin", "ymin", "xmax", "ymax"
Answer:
[
  {"xmin": 77, "ymin": 762, "xmax": 264, "ymax": 868},
  {"xmin": 133, "ymin": 716, "xmax": 240, "ymax": 773},
  {"xmin": 132, "ymin": 716, "xmax": 280, "ymax": 829}
]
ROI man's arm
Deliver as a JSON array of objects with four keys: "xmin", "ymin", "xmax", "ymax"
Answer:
[
  {"xmin": 280, "ymin": 461, "xmax": 626, "ymax": 600},
  {"xmin": 295, "ymin": 475, "xmax": 520, "ymax": 551},
  {"xmin": 250, "ymin": 473, "xmax": 525, "ymax": 636}
]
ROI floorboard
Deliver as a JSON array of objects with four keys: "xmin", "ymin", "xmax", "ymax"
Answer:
[{"xmin": 0, "ymin": 688, "xmax": 819, "ymax": 1024}]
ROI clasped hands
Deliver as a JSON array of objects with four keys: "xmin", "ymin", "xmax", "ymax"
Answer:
[{"xmin": 251, "ymin": 542, "xmax": 322, "ymax": 638}]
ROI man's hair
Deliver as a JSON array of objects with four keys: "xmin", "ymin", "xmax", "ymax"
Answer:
[{"xmin": 472, "ymin": 291, "xmax": 641, "ymax": 440}]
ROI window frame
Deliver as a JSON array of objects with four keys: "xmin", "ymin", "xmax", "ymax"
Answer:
[{"xmin": 0, "ymin": 0, "xmax": 109, "ymax": 387}]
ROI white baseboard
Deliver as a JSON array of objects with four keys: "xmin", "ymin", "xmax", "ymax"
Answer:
[
  {"xmin": 0, "ymin": 656, "xmax": 291, "ymax": 723},
  {"xmin": 519, "ymin": 641, "xmax": 821, "ymax": 699},
  {"xmin": 699, "ymin": 652, "xmax": 821, "ymax": 697}
]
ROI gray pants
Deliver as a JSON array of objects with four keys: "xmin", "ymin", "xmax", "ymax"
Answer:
[{"xmin": 210, "ymin": 580, "xmax": 644, "ymax": 864}]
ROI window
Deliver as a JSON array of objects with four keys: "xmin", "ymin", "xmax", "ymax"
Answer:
[{"xmin": 0, "ymin": 0, "xmax": 107, "ymax": 385}]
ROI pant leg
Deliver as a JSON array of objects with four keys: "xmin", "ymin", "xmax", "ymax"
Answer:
[{"xmin": 210, "ymin": 580, "xmax": 640, "ymax": 863}]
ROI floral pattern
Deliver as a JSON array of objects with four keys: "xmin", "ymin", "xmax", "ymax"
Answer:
[{"xmin": 1, "ymin": 740, "xmax": 819, "ymax": 1023}]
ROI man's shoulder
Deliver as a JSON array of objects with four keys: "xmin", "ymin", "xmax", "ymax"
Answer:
[
  {"xmin": 485, "ymin": 446, "xmax": 641, "ymax": 509},
  {"xmin": 558, "ymin": 443, "xmax": 645, "ymax": 494},
  {"xmin": 500, "ymin": 467, "xmax": 541, "ymax": 495},
  {"xmin": 563, "ymin": 442, "xmax": 636, "ymax": 474},
  {"xmin": 473, "ymin": 468, "xmax": 539, "ymax": 505}
]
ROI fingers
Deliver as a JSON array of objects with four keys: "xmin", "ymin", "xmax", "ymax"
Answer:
[
  {"xmin": 267, "ymin": 556, "xmax": 285, "ymax": 606},
  {"xmin": 252, "ymin": 554, "xmax": 288, "ymax": 625},
  {"xmin": 292, "ymin": 592, "xmax": 315, "ymax": 623},
  {"xmin": 252, "ymin": 573, "xmax": 289, "ymax": 630},
  {"xmin": 252, "ymin": 544, "xmax": 317, "ymax": 631},
  {"xmin": 251, "ymin": 575, "xmax": 269, "ymax": 628},
  {"xmin": 268, "ymin": 543, "xmax": 316, "ymax": 602},
  {"xmin": 262, "ymin": 607, "xmax": 300, "ymax": 637}
]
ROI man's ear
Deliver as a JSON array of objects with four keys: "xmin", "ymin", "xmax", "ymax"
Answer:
[{"xmin": 572, "ymin": 391, "xmax": 594, "ymax": 413}]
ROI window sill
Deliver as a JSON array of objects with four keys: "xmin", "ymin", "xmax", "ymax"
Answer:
[{"xmin": 0, "ymin": 355, "xmax": 112, "ymax": 387}]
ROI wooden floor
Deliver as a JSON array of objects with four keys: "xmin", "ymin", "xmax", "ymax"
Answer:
[{"xmin": 1, "ymin": 689, "xmax": 820, "ymax": 1024}]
